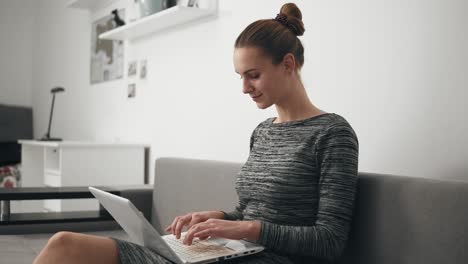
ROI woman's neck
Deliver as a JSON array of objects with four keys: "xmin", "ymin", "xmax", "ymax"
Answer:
[{"xmin": 273, "ymin": 83, "xmax": 324, "ymax": 124}]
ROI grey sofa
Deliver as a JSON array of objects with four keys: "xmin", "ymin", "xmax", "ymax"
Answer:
[{"xmin": 3, "ymin": 157, "xmax": 468, "ymax": 263}]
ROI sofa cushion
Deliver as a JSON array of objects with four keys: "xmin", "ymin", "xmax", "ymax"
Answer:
[
  {"xmin": 151, "ymin": 158, "xmax": 241, "ymax": 233},
  {"xmin": 339, "ymin": 172, "xmax": 468, "ymax": 264}
]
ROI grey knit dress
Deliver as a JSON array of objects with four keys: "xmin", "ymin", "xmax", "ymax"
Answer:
[{"xmin": 113, "ymin": 113, "xmax": 359, "ymax": 264}]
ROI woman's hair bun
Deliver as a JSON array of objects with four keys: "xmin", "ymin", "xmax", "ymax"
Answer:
[{"xmin": 279, "ymin": 3, "xmax": 305, "ymax": 36}]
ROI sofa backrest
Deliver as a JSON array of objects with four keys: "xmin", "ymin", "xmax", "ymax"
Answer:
[
  {"xmin": 339, "ymin": 172, "xmax": 468, "ymax": 264},
  {"xmin": 151, "ymin": 157, "xmax": 241, "ymax": 233},
  {"xmin": 151, "ymin": 158, "xmax": 468, "ymax": 263}
]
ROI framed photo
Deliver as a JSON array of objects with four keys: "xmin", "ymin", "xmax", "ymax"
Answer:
[
  {"xmin": 140, "ymin": 60, "xmax": 147, "ymax": 79},
  {"xmin": 90, "ymin": 9, "xmax": 125, "ymax": 84},
  {"xmin": 128, "ymin": 83, "xmax": 136, "ymax": 98},
  {"xmin": 128, "ymin": 60, "xmax": 137, "ymax": 77},
  {"xmin": 187, "ymin": 0, "xmax": 199, "ymax": 7}
]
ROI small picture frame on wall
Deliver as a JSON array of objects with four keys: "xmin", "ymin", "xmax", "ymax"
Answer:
[
  {"xmin": 140, "ymin": 60, "xmax": 147, "ymax": 79},
  {"xmin": 186, "ymin": 0, "xmax": 199, "ymax": 7},
  {"xmin": 128, "ymin": 60, "xmax": 137, "ymax": 77},
  {"xmin": 128, "ymin": 83, "xmax": 136, "ymax": 98}
]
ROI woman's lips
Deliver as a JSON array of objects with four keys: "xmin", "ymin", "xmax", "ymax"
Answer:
[{"xmin": 251, "ymin": 94, "xmax": 262, "ymax": 101}]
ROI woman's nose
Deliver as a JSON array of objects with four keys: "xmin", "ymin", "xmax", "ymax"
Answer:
[{"xmin": 242, "ymin": 79, "xmax": 253, "ymax": 94}]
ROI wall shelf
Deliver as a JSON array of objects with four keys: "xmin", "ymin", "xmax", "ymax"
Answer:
[
  {"xmin": 99, "ymin": 5, "xmax": 217, "ymax": 41},
  {"xmin": 66, "ymin": 0, "xmax": 117, "ymax": 11}
]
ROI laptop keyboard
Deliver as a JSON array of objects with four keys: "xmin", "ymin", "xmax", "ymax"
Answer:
[{"xmin": 164, "ymin": 234, "xmax": 233, "ymax": 261}]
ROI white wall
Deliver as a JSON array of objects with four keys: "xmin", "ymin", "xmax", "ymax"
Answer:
[
  {"xmin": 31, "ymin": 0, "xmax": 95, "ymax": 140},
  {"xmin": 0, "ymin": 0, "xmax": 35, "ymax": 107},
  {"xmin": 29, "ymin": 0, "xmax": 468, "ymax": 182}
]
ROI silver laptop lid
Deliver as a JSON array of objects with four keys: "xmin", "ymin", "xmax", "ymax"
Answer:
[
  {"xmin": 89, "ymin": 187, "xmax": 264, "ymax": 264},
  {"xmin": 88, "ymin": 187, "xmax": 183, "ymax": 264}
]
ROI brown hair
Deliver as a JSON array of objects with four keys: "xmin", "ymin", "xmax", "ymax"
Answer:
[{"xmin": 235, "ymin": 3, "xmax": 305, "ymax": 69}]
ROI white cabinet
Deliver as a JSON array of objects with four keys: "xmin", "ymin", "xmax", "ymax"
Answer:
[{"xmin": 17, "ymin": 140, "xmax": 148, "ymax": 212}]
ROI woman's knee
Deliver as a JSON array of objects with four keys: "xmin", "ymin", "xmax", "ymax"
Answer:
[
  {"xmin": 35, "ymin": 232, "xmax": 119, "ymax": 264},
  {"xmin": 46, "ymin": 231, "xmax": 80, "ymax": 256}
]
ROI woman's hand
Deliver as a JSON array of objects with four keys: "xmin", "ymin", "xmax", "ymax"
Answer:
[
  {"xmin": 165, "ymin": 211, "xmax": 225, "ymax": 239},
  {"xmin": 182, "ymin": 219, "xmax": 261, "ymax": 245}
]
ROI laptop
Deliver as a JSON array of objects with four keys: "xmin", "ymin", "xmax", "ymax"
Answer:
[{"xmin": 89, "ymin": 187, "xmax": 264, "ymax": 264}]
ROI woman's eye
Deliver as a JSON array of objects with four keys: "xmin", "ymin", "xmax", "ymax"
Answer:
[{"xmin": 239, "ymin": 74, "xmax": 259, "ymax": 80}]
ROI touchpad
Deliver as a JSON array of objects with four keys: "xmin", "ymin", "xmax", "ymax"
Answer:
[{"xmin": 225, "ymin": 240, "xmax": 247, "ymax": 251}]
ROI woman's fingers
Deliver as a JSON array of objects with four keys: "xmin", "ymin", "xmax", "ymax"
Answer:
[
  {"xmin": 193, "ymin": 229, "xmax": 214, "ymax": 241},
  {"xmin": 165, "ymin": 216, "xmax": 180, "ymax": 233},
  {"xmin": 168, "ymin": 215, "xmax": 231, "ymax": 244},
  {"xmin": 183, "ymin": 223, "xmax": 205, "ymax": 245},
  {"xmin": 174, "ymin": 214, "xmax": 192, "ymax": 239},
  {"xmin": 181, "ymin": 219, "xmax": 249, "ymax": 245},
  {"xmin": 183, "ymin": 221, "xmax": 218, "ymax": 245},
  {"xmin": 166, "ymin": 211, "xmax": 214, "ymax": 234},
  {"xmin": 187, "ymin": 213, "xmax": 203, "ymax": 229},
  {"xmin": 165, "ymin": 214, "xmax": 192, "ymax": 237}
]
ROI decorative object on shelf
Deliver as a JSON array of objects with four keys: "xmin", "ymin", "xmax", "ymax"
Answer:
[
  {"xmin": 162, "ymin": 0, "xmax": 177, "ymax": 9},
  {"xmin": 140, "ymin": 59, "xmax": 147, "ymax": 79},
  {"xmin": 187, "ymin": 0, "xmax": 199, "ymax": 7},
  {"xmin": 130, "ymin": 0, "xmax": 142, "ymax": 22},
  {"xmin": 128, "ymin": 83, "xmax": 136, "ymax": 98},
  {"xmin": 91, "ymin": 10, "xmax": 125, "ymax": 84},
  {"xmin": 112, "ymin": 9, "xmax": 126, "ymax": 26},
  {"xmin": 137, "ymin": 0, "xmax": 164, "ymax": 18},
  {"xmin": 128, "ymin": 60, "xmax": 137, "ymax": 77},
  {"xmin": 41, "ymin": 87, "xmax": 65, "ymax": 141}
]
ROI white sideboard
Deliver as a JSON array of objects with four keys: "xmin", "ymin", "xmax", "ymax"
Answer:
[{"xmin": 17, "ymin": 140, "xmax": 149, "ymax": 213}]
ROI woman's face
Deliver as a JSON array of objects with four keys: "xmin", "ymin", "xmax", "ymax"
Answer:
[{"xmin": 233, "ymin": 47, "xmax": 287, "ymax": 109}]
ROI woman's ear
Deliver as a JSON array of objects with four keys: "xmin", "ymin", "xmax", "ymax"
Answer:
[{"xmin": 282, "ymin": 53, "xmax": 296, "ymax": 74}]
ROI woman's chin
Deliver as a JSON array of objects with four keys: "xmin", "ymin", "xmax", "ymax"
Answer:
[{"xmin": 255, "ymin": 101, "xmax": 273, "ymax": 109}]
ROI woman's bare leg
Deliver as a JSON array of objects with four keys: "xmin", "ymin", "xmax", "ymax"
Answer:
[{"xmin": 33, "ymin": 231, "xmax": 120, "ymax": 264}]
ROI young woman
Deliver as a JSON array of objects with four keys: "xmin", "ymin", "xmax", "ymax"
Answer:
[{"xmin": 34, "ymin": 3, "xmax": 358, "ymax": 264}]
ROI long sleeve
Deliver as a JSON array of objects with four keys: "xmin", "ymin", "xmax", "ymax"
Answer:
[
  {"xmin": 223, "ymin": 125, "xmax": 259, "ymax": 221},
  {"xmin": 257, "ymin": 121, "xmax": 359, "ymax": 261}
]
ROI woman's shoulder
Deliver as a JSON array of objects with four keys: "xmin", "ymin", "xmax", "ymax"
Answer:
[
  {"xmin": 322, "ymin": 113, "xmax": 353, "ymax": 128},
  {"xmin": 317, "ymin": 113, "xmax": 359, "ymax": 145}
]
